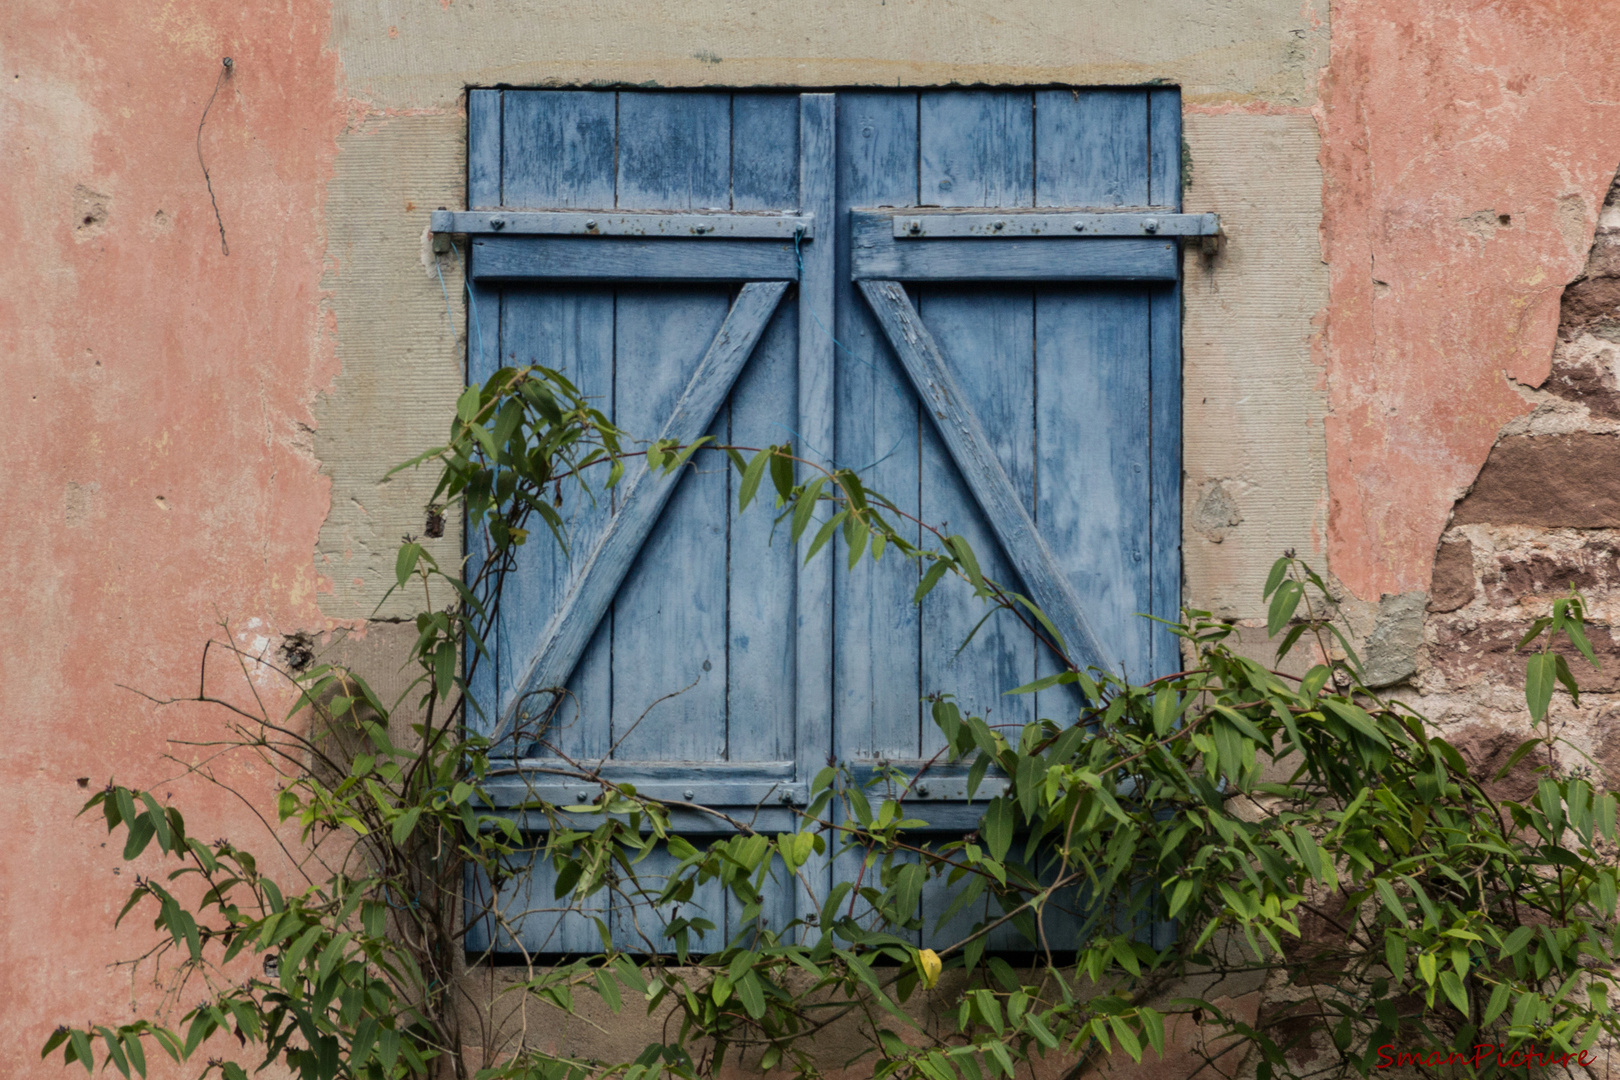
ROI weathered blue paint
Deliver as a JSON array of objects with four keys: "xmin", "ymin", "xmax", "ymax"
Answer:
[
  {"xmin": 465, "ymin": 89, "xmax": 1184, "ymax": 955},
  {"xmin": 851, "ymin": 216, "xmax": 1178, "ymax": 281},
  {"xmin": 499, "ymin": 282, "xmax": 790, "ymax": 744},
  {"xmin": 860, "ymin": 279, "xmax": 1112, "ymax": 675},
  {"xmin": 470, "ymin": 236, "xmax": 799, "ymax": 282}
]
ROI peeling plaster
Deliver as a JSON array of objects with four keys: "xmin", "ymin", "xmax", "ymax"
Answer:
[{"xmin": 1316, "ymin": 0, "xmax": 1620, "ymax": 602}]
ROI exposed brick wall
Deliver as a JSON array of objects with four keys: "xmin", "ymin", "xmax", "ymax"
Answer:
[{"xmin": 1420, "ymin": 172, "xmax": 1620, "ymax": 793}]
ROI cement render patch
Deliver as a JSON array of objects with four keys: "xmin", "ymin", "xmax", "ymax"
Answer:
[
  {"xmin": 315, "ymin": 112, "xmax": 467, "ymax": 620},
  {"xmin": 331, "ymin": 0, "xmax": 1328, "ymax": 111},
  {"xmin": 1181, "ymin": 111, "xmax": 1329, "ymax": 620}
]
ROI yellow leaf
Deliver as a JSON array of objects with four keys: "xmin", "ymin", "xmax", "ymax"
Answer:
[{"xmin": 917, "ymin": 948, "xmax": 942, "ymax": 989}]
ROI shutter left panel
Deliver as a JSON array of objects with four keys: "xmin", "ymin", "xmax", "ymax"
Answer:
[
  {"xmin": 467, "ymin": 91, "xmax": 620, "ymax": 954},
  {"xmin": 468, "ymin": 91, "xmax": 804, "ymax": 955}
]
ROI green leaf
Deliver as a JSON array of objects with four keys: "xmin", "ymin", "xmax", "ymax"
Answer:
[
  {"xmin": 1483, "ymin": 980, "xmax": 1512, "ymax": 1025},
  {"xmin": 1263, "ymin": 556, "xmax": 1291, "ymax": 599},
  {"xmin": 915, "ymin": 559, "xmax": 952, "ymax": 604},
  {"xmin": 1493, "ymin": 738, "xmax": 1543, "ymax": 781},
  {"xmin": 1004, "ymin": 672, "xmax": 1076, "ymax": 697},
  {"xmin": 455, "ymin": 384, "xmax": 481, "ymax": 424},
  {"xmin": 1373, "ymin": 878, "xmax": 1409, "ymax": 927},
  {"xmin": 1526, "ymin": 651, "xmax": 1556, "ymax": 721},
  {"xmin": 391, "ymin": 807, "xmax": 423, "ymax": 848},
  {"xmin": 946, "ymin": 535, "xmax": 984, "ymax": 594},
  {"xmin": 769, "ymin": 446, "xmax": 796, "ymax": 502},
  {"xmin": 1438, "ymin": 970, "xmax": 1470, "ymax": 1017},
  {"xmin": 805, "ymin": 510, "xmax": 845, "ymax": 564},
  {"xmin": 1266, "ymin": 580, "xmax": 1303, "ymax": 638},
  {"xmin": 1320, "ymin": 700, "xmax": 1389, "ymax": 749},
  {"xmin": 1553, "ymin": 652, "xmax": 1581, "ymax": 707},
  {"xmin": 983, "ymin": 798, "xmax": 1013, "ymax": 862},
  {"xmin": 741, "ymin": 450, "xmax": 771, "ymax": 514},
  {"xmin": 791, "ymin": 477, "xmax": 826, "ymax": 544},
  {"xmin": 735, "ymin": 970, "xmax": 767, "ymax": 1019},
  {"xmin": 68, "ymin": 1029, "xmax": 93, "ymax": 1075},
  {"xmin": 1011, "ymin": 593, "xmax": 1067, "ymax": 655}
]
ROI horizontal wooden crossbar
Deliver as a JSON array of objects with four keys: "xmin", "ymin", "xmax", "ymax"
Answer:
[
  {"xmin": 888, "ymin": 209, "xmax": 1218, "ymax": 238},
  {"xmin": 433, "ymin": 209, "xmax": 814, "ymax": 239},
  {"xmin": 852, "ymin": 213, "xmax": 1178, "ymax": 281},
  {"xmin": 470, "ymin": 236, "xmax": 800, "ymax": 281}
]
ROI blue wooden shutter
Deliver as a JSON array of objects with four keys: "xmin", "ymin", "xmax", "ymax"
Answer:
[{"xmin": 457, "ymin": 90, "xmax": 1186, "ymax": 955}]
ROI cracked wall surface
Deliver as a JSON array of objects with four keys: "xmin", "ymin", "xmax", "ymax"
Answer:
[{"xmin": 1418, "ymin": 173, "xmax": 1620, "ymax": 794}]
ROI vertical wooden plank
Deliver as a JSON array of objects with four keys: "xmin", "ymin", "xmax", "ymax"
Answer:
[
  {"xmin": 726, "ymin": 96, "xmax": 800, "ymax": 766},
  {"xmin": 914, "ymin": 291, "xmax": 1037, "ymax": 748},
  {"xmin": 1034, "ymin": 90, "xmax": 1149, "ymax": 207},
  {"xmin": 833, "ymin": 92, "xmax": 921, "ymax": 764},
  {"xmin": 916, "ymin": 91, "xmax": 1036, "ymax": 751},
  {"xmin": 723, "ymin": 304, "xmax": 797, "ymax": 765},
  {"xmin": 476, "ymin": 90, "xmax": 620, "ymax": 750},
  {"xmin": 1148, "ymin": 89, "xmax": 1182, "ymax": 210},
  {"xmin": 1149, "ymin": 89, "xmax": 1185, "ymax": 680},
  {"xmin": 1150, "ymin": 285, "xmax": 1183, "ymax": 680},
  {"xmin": 1036, "ymin": 290, "xmax": 1154, "ymax": 682},
  {"xmin": 467, "ymin": 89, "xmax": 502, "ymax": 209},
  {"xmin": 919, "ymin": 91, "xmax": 1033, "ymax": 208},
  {"xmin": 794, "ymin": 92, "xmax": 837, "ymax": 942},
  {"xmin": 493, "ymin": 290, "xmax": 616, "ymax": 761},
  {"xmin": 608, "ymin": 91, "xmax": 734, "ymax": 774},
  {"xmin": 502, "ymin": 91, "xmax": 617, "ymax": 209},
  {"xmin": 609, "ymin": 289, "xmax": 735, "ymax": 760},
  {"xmin": 733, "ymin": 94, "xmax": 800, "ymax": 211},
  {"xmin": 618, "ymin": 92, "xmax": 733, "ymax": 209}
]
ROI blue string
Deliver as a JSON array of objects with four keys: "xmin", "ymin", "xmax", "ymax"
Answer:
[
  {"xmin": 795, "ymin": 230, "xmax": 883, "ymax": 380},
  {"xmin": 447, "ymin": 240, "xmax": 486, "ymax": 374}
]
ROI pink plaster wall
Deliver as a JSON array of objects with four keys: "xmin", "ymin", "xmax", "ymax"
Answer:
[
  {"xmin": 1317, "ymin": 0, "xmax": 1620, "ymax": 601},
  {"xmin": 10, "ymin": 0, "xmax": 1620, "ymax": 1072},
  {"xmin": 0, "ymin": 2, "xmax": 342, "ymax": 1072}
]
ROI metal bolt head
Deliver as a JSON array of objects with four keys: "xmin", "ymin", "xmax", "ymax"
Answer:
[
  {"xmin": 577, "ymin": 790, "xmax": 589, "ymax": 802},
  {"xmin": 1142, "ymin": 217, "xmax": 1159, "ymax": 234},
  {"xmin": 914, "ymin": 782, "xmax": 930, "ymax": 798},
  {"xmin": 1073, "ymin": 221, "xmax": 1086, "ymax": 232},
  {"xmin": 683, "ymin": 789, "xmax": 695, "ymax": 800},
  {"xmin": 907, "ymin": 220, "xmax": 922, "ymax": 235},
  {"xmin": 992, "ymin": 220, "xmax": 1004, "ymax": 231},
  {"xmin": 584, "ymin": 218, "xmax": 597, "ymax": 229},
  {"xmin": 489, "ymin": 217, "xmax": 506, "ymax": 231},
  {"xmin": 778, "ymin": 790, "xmax": 793, "ymax": 804}
]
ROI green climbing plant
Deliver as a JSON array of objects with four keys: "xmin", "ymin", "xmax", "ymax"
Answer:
[{"xmin": 45, "ymin": 365, "xmax": 1620, "ymax": 1080}]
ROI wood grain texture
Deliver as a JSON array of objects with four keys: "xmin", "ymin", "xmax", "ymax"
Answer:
[
  {"xmin": 434, "ymin": 209, "xmax": 813, "ymax": 238},
  {"xmin": 1150, "ymin": 287, "xmax": 1183, "ymax": 678},
  {"xmin": 472, "ymin": 89, "xmax": 1186, "ymax": 952},
  {"xmin": 502, "ymin": 90, "xmax": 616, "ymax": 209},
  {"xmin": 497, "ymin": 282, "xmax": 790, "ymax": 741},
  {"xmin": 1035, "ymin": 288, "xmax": 1153, "ymax": 681},
  {"xmin": 1035, "ymin": 89, "xmax": 1149, "ymax": 207},
  {"xmin": 470, "ymin": 236, "xmax": 799, "ymax": 282},
  {"xmin": 467, "ymin": 89, "xmax": 502, "ymax": 209},
  {"xmin": 833, "ymin": 92, "xmax": 922, "ymax": 762},
  {"xmin": 915, "ymin": 100, "xmax": 1036, "ymax": 750},
  {"xmin": 852, "ymin": 215, "xmax": 1177, "ymax": 281},
  {"xmin": 793, "ymin": 93, "xmax": 838, "ymax": 939},
  {"xmin": 860, "ymin": 280, "xmax": 1113, "ymax": 675}
]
